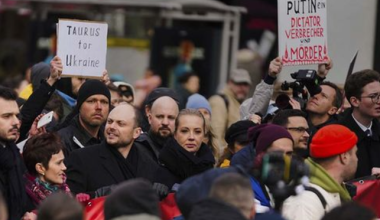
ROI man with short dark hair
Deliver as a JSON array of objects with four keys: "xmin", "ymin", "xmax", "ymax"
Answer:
[
  {"xmin": 282, "ymin": 125, "xmax": 358, "ymax": 220},
  {"xmin": 257, "ymin": 57, "xmax": 336, "ymax": 134},
  {"xmin": 58, "ymin": 79, "xmax": 111, "ymax": 156},
  {"xmin": 272, "ymin": 109, "xmax": 310, "ymax": 157},
  {"xmin": 306, "ymin": 81, "xmax": 343, "ymax": 132},
  {"xmin": 340, "ymin": 69, "xmax": 380, "ymax": 177},
  {"xmin": 66, "ymin": 104, "xmax": 157, "ymax": 197},
  {"xmin": 0, "ymin": 86, "xmax": 28, "ymax": 220}
]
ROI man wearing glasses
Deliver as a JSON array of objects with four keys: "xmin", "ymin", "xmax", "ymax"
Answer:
[
  {"xmin": 340, "ymin": 69, "xmax": 380, "ymax": 178},
  {"xmin": 272, "ymin": 109, "xmax": 310, "ymax": 158}
]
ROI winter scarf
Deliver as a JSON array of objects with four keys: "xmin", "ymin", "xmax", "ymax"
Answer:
[
  {"xmin": 24, "ymin": 173, "xmax": 71, "ymax": 206},
  {"xmin": 159, "ymin": 138, "xmax": 215, "ymax": 180},
  {"xmin": 0, "ymin": 142, "xmax": 27, "ymax": 220},
  {"xmin": 306, "ymin": 158, "xmax": 351, "ymax": 202}
]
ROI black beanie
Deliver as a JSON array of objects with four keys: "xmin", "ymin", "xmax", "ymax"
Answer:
[
  {"xmin": 225, "ymin": 120, "xmax": 256, "ymax": 145},
  {"xmin": 145, "ymin": 87, "xmax": 179, "ymax": 105},
  {"xmin": 75, "ymin": 79, "xmax": 111, "ymax": 110},
  {"xmin": 104, "ymin": 179, "xmax": 160, "ymax": 220}
]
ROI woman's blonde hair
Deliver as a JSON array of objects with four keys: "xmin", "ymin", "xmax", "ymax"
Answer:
[
  {"xmin": 175, "ymin": 109, "xmax": 220, "ymax": 163},
  {"xmin": 175, "ymin": 109, "xmax": 206, "ymax": 133}
]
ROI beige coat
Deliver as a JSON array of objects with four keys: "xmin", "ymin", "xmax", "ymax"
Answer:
[
  {"xmin": 209, "ymin": 80, "xmax": 274, "ymax": 151},
  {"xmin": 209, "ymin": 87, "xmax": 241, "ymax": 150},
  {"xmin": 281, "ymin": 183, "xmax": 342, "ymax": 220}
]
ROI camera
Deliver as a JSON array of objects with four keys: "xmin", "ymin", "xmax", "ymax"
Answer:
[
  {"xmin": 277, "ymin": 69, "xmax": 322, "ymax": 109},
  {"xmin": 251, "ymin": 152, "xmax": 310, "ymax": 211},
  {"xmin": 282, "ymin": 69, "xmax": 321, "ymax": 97}
]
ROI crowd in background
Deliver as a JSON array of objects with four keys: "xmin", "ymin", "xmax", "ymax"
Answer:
[{"xmin": 0, "ymin": 53, "xmax": 379, "ymax": 220}]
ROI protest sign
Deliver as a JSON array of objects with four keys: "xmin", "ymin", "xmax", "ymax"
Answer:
[
  {"xmin": 278, "ymin": 0, "xmax": 328, "ymax": 66},
  {"xmin": 57, "ymin": 19, "xmax": 108, "ymax": 78}
]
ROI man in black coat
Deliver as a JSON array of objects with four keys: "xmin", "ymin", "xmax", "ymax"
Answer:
[
  {"xmin": 66, "ymin": 104, "xmax": 158, "ymax": 197},
  {"xmin": 58, "ymin": 79, "xmax": 111, "ymax": 156},
  {"xmin": 340, "ymin": 69, "xmax": 380, "ymax": 178},
  {"xmin": 0, "ymin": 86, "xmax": 28, "ymax": 220}
]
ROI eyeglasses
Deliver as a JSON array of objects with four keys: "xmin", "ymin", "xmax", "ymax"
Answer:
[
  {"xmin": 287, "ymin": 127, "xmax": 310, "ymax": 134},
  {"xmin": 361, "ymin": 93, "xmax": 380, "ymax": 104}
]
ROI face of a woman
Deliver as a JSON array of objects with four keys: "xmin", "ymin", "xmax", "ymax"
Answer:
[
  {"xmin": 40, "ymin": 150, "xmax": 66, "ymax": 185},
  {"xmin": 185, "ymin": 76, "xmax": 200, "ymax": 93},
  {"xmin": 174, "ymin": 115, "xmax": 205, "ymax": 153}
]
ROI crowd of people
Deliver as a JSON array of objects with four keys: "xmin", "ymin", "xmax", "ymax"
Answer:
[{"xmin": 0, "ymin": 54, "xmax": 379, "ymax": 220}]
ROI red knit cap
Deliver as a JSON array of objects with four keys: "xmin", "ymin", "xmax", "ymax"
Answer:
[{"xmin": 310, "ymin": 124, "xmax": 358, "ymax": 158}]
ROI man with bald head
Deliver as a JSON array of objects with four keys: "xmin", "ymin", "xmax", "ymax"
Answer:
[
  {"xmin": 136, "ymin": 88, "xmax": 180, "ymax": 162},
  {"xmin": 66, "ymin": 104, "xmax": 158, "ymax": 197}
]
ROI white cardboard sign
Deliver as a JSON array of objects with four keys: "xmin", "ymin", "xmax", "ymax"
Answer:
[
  {"xmin": 278, "ymin": 0, "xmax": 328, "ymax": 66},
  {"xmin": 57, "ymin": 19, "xmax": 108, "ymax": 78}
]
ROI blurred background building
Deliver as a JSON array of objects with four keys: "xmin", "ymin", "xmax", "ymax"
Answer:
[{"xmin": 0, "ymin": 0, "xmax": 379, "ymax": 95}]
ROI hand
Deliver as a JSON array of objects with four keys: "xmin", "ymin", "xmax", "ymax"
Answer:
[
  {"xmin": 48, "ymin": 56, "xmax": 63, "ymax": 86},
  {"xmin": 101, "ymin": 69, "xmax": 111, "ymax": 86},
  {"xmin": 249, "ymin": 114, "xmax": 261, "ymax": 124},
  {"xmin": 336, "ymin": 97, "xmax": 351, "ymax": 114},
  {"xmin": 94, "ymin": 185, "xmax": 115, "ymax": 197},
  {"xmin": 289, "ymin": 98, "xmax": 301, "ymax": 110},
  {"xmin": 28, "ymin": 113, "xmax": 47, "ymax": 138},
  {"xmin": 317, "ymin": 56, "xmax": 333, "ymax": 78},
  {"xmin": 268, "ymin": 57, "xmax": 283, "ymax": 78},
  {"xmin": 76, "ymin": 193, "xmax": 91, "ymax": 203},
  {"xmin": 153, "ymin": 182, "xmax": 169, "ymax": 200},
  {"xmin": 371, "ymin": 167, "xmax": 380, "ymax": 178},
  {"xmin": 22, "ymin": 212, "xmax": 37, "ymax": 220}
]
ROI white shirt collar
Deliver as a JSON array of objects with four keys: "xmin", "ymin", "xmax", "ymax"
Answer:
[{"xmin": 352, "ymin": 113, "xmax": 372, "ymax": 132}]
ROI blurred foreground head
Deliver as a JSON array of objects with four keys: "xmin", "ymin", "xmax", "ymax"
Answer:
[
  {"xmin": 37, "ymin": 193, "xmax": 83, "ymax": 220},
  {"xmin": 104, "ymin": 178, "xmax": 160, "ymax": 220}
]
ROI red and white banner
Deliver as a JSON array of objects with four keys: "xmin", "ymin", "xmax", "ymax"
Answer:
[{"xmin": 278, "ymin": 0, "xmax": 329, "ymax": 66}]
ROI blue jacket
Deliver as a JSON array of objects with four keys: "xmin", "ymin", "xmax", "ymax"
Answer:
[{"xmin": 176, "ymin": 166, "xmax": 249, "ymax": 218}]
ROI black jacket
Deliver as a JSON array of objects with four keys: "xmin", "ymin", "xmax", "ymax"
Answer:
[
  {"xmin": 339, "ymin": 112, "xmax": 380, "ymax": 178},
  {"xmin": 307, "ymin": 113, "xmax": 338, "ymax": 139},
  {"xmin": 19, "ymin": 79, "xmax": 56, "ymax": 141},
  {"xmin": 154, "ymin": 138, "xmax": 215, "ymax": 190},
  {"xmin": 65, "ymin": 141, "xmax": 158, "ymax": 197},
  {"xmin": 135, "ymin": 131, "xmax": 167, "ymax": 163},
  {"xmin": 57, "ymin": 115, "xmax": 104, "ymax": 157},
  {"xmin": 0, "ymin": 142, "xmax": 28, "ymax": 220},
  {"xmin": 188, "ymin": 198, "xmax": 247, "ymax": 220}
]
